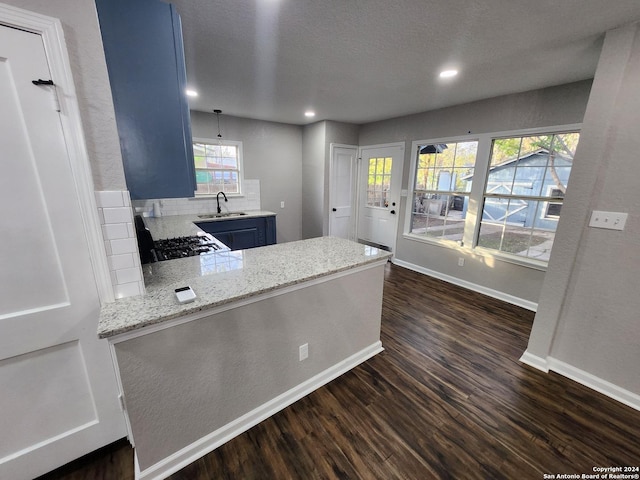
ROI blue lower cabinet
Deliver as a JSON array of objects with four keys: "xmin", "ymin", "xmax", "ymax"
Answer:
[{"xmin": 196, "ymin": 216, "xmax": 276, "ymax": 251}]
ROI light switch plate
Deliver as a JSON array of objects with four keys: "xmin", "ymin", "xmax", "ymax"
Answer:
[{"xmin": 588, "ymin": 211, "xmax": 627, "ymax": 231}]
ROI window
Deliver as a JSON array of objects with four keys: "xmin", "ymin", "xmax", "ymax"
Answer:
[
  {"xmin": 193, "ymin": 140, "xmax": 243, "ymax": 195},
  {"xmin": 367, "ymin": 157, "xmax": 392, "ymax": 207},
  {"xmin": 544, "ymin": 187, "xmax": 564, "ymax": 218},
  {"xmin": 405, "ymin": 128, "xmax": 580, "ymax": 268},
  {"xmin": 409, "ymin": 141, "xmax": 478, "ymax": 242},
  {"xmin": 477, "ymin": 132, "xmax": 579, "ymax": 262}
]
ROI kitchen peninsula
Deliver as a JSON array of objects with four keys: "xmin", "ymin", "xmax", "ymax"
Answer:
[{"xmin": 98, "ymin": 220, "xmax": 391, "ymax": 480}]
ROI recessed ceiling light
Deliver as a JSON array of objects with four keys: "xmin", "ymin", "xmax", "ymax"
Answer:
[
  {"xmin": 439, "ymin": 70, "xmax": 458, "ymax": 78},
  {"xmin": 186, "ymin": 89, "xmax": 198, "ymax": 97},
  {"xmin": 304, "ymin": 111, "xmax": 316, "ymax": 118}
]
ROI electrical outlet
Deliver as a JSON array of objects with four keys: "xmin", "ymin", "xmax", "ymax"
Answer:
[
  {"xmin": 280, "ymin": 201, "xmax": 285, "ymax": 209},
  {"xmin": 458, "ymin": 257, "xmax": 465, "ymax": 267},
  {"xmin": 299, "ymin": 343, "xmax": 308, "ymax": 361},
  {"xmin": 588, "ymin": 211, "xmax": 628, "ymax": 231}
]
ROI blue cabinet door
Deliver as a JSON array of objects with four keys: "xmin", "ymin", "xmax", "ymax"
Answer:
[
  {"xmin": 95, "ymin": 0, "xmax": 196, "ymax": 200},
  {"xmin": 196, "ymin": 217, "xmax": 277, "ymax": 251}
]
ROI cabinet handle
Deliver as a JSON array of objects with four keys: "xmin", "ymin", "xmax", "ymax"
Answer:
[
  {"xmin": 390, "ymin": 210, "xmax": 396, "ymax": 215},
  {"xmin": 332, "ymin": 208, "xmax": 337, "ymax": 212}
]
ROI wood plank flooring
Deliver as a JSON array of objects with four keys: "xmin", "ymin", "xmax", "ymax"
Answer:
[{"xmin": 39, "ymin": 263, "xmax": 640, "ymax": 479}]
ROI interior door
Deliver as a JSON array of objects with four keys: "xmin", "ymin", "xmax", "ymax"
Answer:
[
  {"xmin": 329, "ymin": 144, "xmax": 356, "ymax": 239},
  {"xmin": 0, "ymin": 25, "xmax": 125, "ymax": 479},
  {"xmin": 357, "ymin": 144, "xmax": 404, "ymax": 251}
]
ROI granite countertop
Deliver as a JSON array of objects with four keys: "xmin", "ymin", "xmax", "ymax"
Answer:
[
  {"xmin": 98, "ymin": 236, "xmax": 391, "ymax": 339},
  {"xmin": 143, "ymin": 210, "xmax": 276, "ymax": 240}
]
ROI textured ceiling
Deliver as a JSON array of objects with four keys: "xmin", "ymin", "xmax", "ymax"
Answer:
[{"xmin": 169, "ymin": 0, "xmax": 640, "ymax": 125}]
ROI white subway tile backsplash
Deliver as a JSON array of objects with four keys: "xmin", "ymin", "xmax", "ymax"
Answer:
[
  {"xmin": 110, "ymin": 237, "xmax": 137, "ymax": 255},
  {"xmin": 130, "ymin": 180, "xmax": 261, "ymax": 217},
  {"xmin": 109, "ymin": 253, "xmax": 135, "ymax": 271},
  {"xmin": 103, "ymin": 206, "xmax": 133, "ymax": 224},
  {"xmin": 95, "ymin": 191, "xmax": 125, "ymax": 208},
  {"xmin": 96, "ymin": 189, "xmax": 145, "ymax": 300},
  {"xmin": 115, "ymin": 267, "xmax": 142, "ymax": 285},
  {"xmin": 115, "ymin": 282, "xmax": 143, "ymax": 299},
  {"xmin": 102, "ymin": 223, "xmax": 129, "ymax": 241}
]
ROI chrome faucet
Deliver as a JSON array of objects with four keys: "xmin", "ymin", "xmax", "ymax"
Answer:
[{"xmin": 216, "ymin": 191, "xmax": 228, "ymax": 213}]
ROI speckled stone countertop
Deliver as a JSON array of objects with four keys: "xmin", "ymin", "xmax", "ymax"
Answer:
[
  {"xmin": 143, "ymin": 210, "xmax": 276, "ymax": 240},
  {"xmin": 98, "ymin": 236, "xmax": 391, "ymax": 339}
]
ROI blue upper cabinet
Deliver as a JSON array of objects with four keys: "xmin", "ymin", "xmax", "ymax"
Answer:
[{"xmin": 95, "ymin": 0, "xmax": 196, "ymax": 200}]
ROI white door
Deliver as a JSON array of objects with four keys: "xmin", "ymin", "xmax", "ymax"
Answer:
[
  {"xmin": 329, "ymin": 144, "xmax": 356, "ymax": 239},
  {"xmin": 0, "ymin": 25, "xmax": 125, "ymax": 480},
  {"xmin": 357, "ymin": 144, "xmax": 404, "ymax": 251}
]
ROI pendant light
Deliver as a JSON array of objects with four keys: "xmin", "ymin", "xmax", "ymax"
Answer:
[{"xmin": 213, "ymin": 109, "xmax": 223, "ymax": 145}]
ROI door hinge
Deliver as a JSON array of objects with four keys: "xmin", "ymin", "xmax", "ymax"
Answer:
[{"xmin": 118, "ymin": 393, "xmax": 126, "ymax": 412}]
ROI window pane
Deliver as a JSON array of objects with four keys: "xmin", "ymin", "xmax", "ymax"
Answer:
[
  {"xmin": 478, "ymin": 132, "xmax": 578, "ymax": 262},
  {"xmin": 193, "ymin": 141, "xmax": 242, "ymax": 195},
  {"xmin": 367, "ymin": 157, "xmax": 392, "ymax": 207},
  {"xmin": 410, "ymin": 193, "xmax": 467, "ymax": 242}
]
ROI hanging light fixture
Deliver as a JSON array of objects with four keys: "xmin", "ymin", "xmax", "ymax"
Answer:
[{"xmin": 213, "ymin": 109, "xmax": 223, "ymax": 145}]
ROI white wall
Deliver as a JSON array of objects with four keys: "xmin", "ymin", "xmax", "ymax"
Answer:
[
  {"xmin": 525, "ymin": 24, "xmax": 640, "ymax": 398},
  {"xmin": 191, "ymin": 111, "xmax": 303, "ymax": 243},
  {"xmin": 358, "ymin": 81, "xmax": 592, "ymax": 304},
  {"xmin": 2, "ymin": 0, "xmax": 126, "ymax": 191}
]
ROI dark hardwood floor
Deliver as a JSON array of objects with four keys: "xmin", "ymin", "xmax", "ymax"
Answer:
[{"xmin": 40, "ymin": 263, "xmax": 640, "ymax": 479}]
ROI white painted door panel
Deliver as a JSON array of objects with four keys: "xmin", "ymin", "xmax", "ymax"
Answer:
[
  {"xmin": 357, "ymin": 144, "xmax": 404, "ymax": 251},
  {"xmin": 0, "ymin": 24, "xmax": 125, "ymax": 480},
  {"xmin": 329, "ymin": 145, "xmax": 356, "ymax": 239}
]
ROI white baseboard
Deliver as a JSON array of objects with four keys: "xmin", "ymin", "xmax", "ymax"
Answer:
[
  {"xmin": 391, "ymin": 258, "xmax": 538, "ymax": 312},
  {"xmin": 547, "ymin": 358, "xmax": 640, "ymax": 412},
  {"xmin": 519, "ymin": 350, "xmax": 549, "ymax": 372},
  {"xmin": 519, "ymin": 351, "xmax": 640, "ymax": 412},
  {"xmin": 135, "ymin": 341, "xmax": 384, "ymax": 480}
]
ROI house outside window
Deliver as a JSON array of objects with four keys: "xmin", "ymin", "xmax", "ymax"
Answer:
[
  {"xmin": 477, "ymin": 133, "xmax": 579, "ymax": 262},
  {"xmin": 367, "ymin": 156, "xmax": 392, "ymax": 207},
  {"xmin": 409, "ymin": 141, "xmax": 478, "ymax": 242},
  {"xmin": 193, "ymin": 139, "xmax": 243, "ymax": 196},
  {"xmin": 405, "ymin": 128, "xmax": 580, "ymax": 268}
]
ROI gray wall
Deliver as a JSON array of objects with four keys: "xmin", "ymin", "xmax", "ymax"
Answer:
[
  {"xmin": 526, "ymin": 24, "xmax": 640, "ymax": 396},
  {"xmin": 358, "ymin": 81, "xmax": 592, "ymax": 304},
  {"xmin": 191, "ymin": 111, "xmax": 303, "ymax": 243},
  {"xmin": 3, "ymin": 0, "xmax": 126, "ymax": 191},
  {"xmin": 302, "ymin": 121, "xmax": 359, "ymax": 239},
  {"xmin": 302, "ymin": 122, "xmax": 326, "ymax": 238},
  {"xmin": 114, "ymin": 265, "xmax": 385, "ymax": 470}
]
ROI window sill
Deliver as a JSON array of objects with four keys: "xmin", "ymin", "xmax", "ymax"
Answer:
[
  {"xmin": 192, "ymin": 193, "xmax": 244, "ymax": 199},
  {"xmin": 402, "ymin": 233, "xmax": 548, "ymax": 272}
]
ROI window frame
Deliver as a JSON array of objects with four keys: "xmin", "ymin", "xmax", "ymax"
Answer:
[
  {"xmin": 192, "ymin": 137, "xmax": 244, "ymax": 197},
  {"xmin": 406, "ymin": 138, "xmax": 481, "ymax": 246},
  {"xmin": 403, "ymin": 124, "xmax": 581, "ymax": 270}
]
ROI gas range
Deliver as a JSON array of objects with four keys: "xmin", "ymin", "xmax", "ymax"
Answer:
[
  {"xmin": 134, "ymin": 215, "xmax": 227, "ymax": 264},
  {"xmin": 153, "ymin": 235, "xmax": 223, "ymax": 262}
]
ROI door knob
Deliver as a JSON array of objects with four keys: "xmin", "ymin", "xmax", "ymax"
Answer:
[
  {"xmin": 332, "ymin": 208, "xmax": 337, "ymax": 212},
  {"xmin": 390, "ymin": 210, "xmax": 396, "ymax": 215}
]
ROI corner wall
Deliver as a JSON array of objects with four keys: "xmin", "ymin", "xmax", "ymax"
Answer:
[
  {"xmin": 302, "ymin": 122, "xmax": 326, "ymax": 238},
  {"xmin": 525, "ymin": 24, "xmax": 640, "ymax": 400}
]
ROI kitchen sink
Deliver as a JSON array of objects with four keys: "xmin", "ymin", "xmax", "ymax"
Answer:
[{"xmin": 198, "ymin": 212, "xmax": 248, "ymax": 219}]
